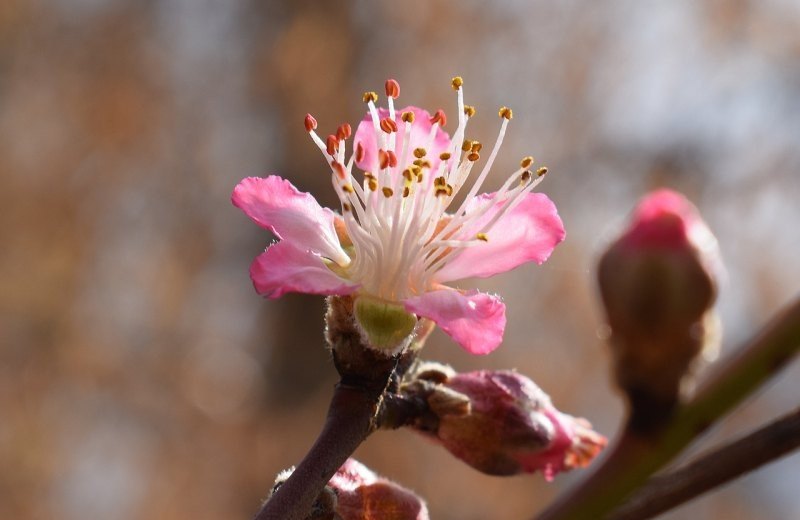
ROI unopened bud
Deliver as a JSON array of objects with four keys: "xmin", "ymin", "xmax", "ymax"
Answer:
[
  {"xmin": 329, "ymin": 459, "xmax": 429, "ymax": 520},
  {"xmin": 597, "ymin": 189, "xmax": 722, "ymax": 428},
  {"xmin": 425, "ymin": 370, "xmax": 606, "ymax": 480}
]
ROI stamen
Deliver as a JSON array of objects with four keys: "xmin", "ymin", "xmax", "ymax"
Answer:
[
  {"xmin": 304, "ymin": 114, "xmax": 318, "ymax": 132},
  {"xmin": 470, "ymin": 141, "xmax": 482, "ymax": 153},
  {"xmin": 382, "ymin": 187, "xmax": 394, "ymax": 198},
  {"xmin": 430, "ymin": 109, "xmax": 447, "ymax": 127},
  {"xmin": 521, "ymin": 170, "xmax": 532, "ymax": 183},
  {"xmin": 537, "ymin": 166, "xmax": 549, "ymax": 177},
  {"xmin": 326, "ymin": 135, "xmax": 338, "ymax": 156},
  {"xmin": 355, "ymin": 142, "xmax": 365, "ymax": 163},
  {"xmin": 362, "ymin": 91, "xmax": 378, "ymax": 103},
  {"xmin": 337, "ymin": 123, "xmax": 352, "ymax": 140},
  {"xmin": 341, "ymin": 183, "xmax": 355, "ymax": 193},
  {"xmin": 401, "ymin": 111, "xmax": 415, "ymax": 123},
  {"xmin": 520, "ymin": 156, "xmax": 534, "ymax": 168},
  {"xmin": 380, "ymin": 117, "xmax": 398, "ymax": 134},
  {"xmin": 464, "ymin": 105, "xmax": 476, "ymax": 117},
  {"xmin": 331, "ymin": 160, "xmax": 346, "ymax": 180},
  {"xmin": 461, "ymin": 139, "xmax": 472, "ymax": 152},
  {"xmin": 439, "ymin": 152, "xmax": 451, "ymax": 160},
  {"xmin": 413, "ymin": 148, "xmax": 427, "ymax": 158},
  {"xmin": 499, "ymin": 106, "xmax": 513, "ymax": 120},
  {"xmin": 385, "ymin": 79, "xmax": 400, "ymax": 99},
  {"xmin": 476, "ymin": 233, "xmax": 488, "ymax": 242},
  {"xmin": 467, "ymin": 152, "xmax": 480, "ymax": 162}
]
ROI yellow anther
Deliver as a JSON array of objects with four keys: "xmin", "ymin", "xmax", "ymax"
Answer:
[
  {"xmin": 536, "ymin": 166, "xmax": 549, "ymax": 177},
  {"xmin": 410, "ymin": 165, "xmax": 422, "ymax": 176},
  {"xmin": 467, "ymin": 152, "xmax": 480, "ymax": 162},
  {"xmin": 413, "ymin": 148, "xmax": 427, "ymax": 158},
  {"xmin": 401, "ymin": 111, "xmax": 415, "ymax": 123},
  {"xmin": 402, "ymin": 186, "xmax": 410, "ymax": 198},
  {"xmin": 521, "ymin": 170, "xmax": 532, "ymax": 184},
  {"xmin": 403, "ymin": 168, "xmax": 413, "ymax": 181},
  {"xmin": 464, "ymin": 105, "xmax": 476, "ymax": 117},
  {"xmin": 362, "ymin": 91, "xmax": 378, "ymax": 103},
  {"xmin": 341, "ymin": 184, "xmax": 355, "ymax": 193},
  {"xmin": 520, "ymin": 156, "xmax": 534, "ymax": 168},
  {"xmin": 476, "ymin": 233, "xmax": 488, "ymax": 242},
  {"xmin": 461, "ymin": 139, "xmax": 472, "ymax": 152},
  {"xmin": 368, "ymin": 178, "xmax": 378, "ymax": 191},
  {"xmin": 451, "ymin": 76, "xmax": 464, "ymax": 90},
  {"xmin": 343, "ymin": 202, "xmax": 352, "ymax": 212},
  {"xmin": 382, "ymin": 187, "xmax": 394, "ymax": 198},
  {"xmin": 498, "ymin": 106, "xmax": 513, "ymax": 119},
  {"xmin": 434, "ymin": 175, "xmax": 447, "ymax": 187},
  {"xmin": 439, "ymin": 152, "xmax": 451, "ymax": 160},
  {"xmin": 470, "ymin": 141, "xmax": 482, "ymax": 153}
]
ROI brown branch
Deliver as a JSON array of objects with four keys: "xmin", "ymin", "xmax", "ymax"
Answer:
[
  {"xmin": 252, "ymin": 382, "xmax": 384, "ymax": 520},
  {"xmin": 608, "ymin": 406, "xmax": 800, "ymax": 520}
]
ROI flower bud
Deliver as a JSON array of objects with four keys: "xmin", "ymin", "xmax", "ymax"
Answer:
[
  {"xmin": 425, "ymin": 370, "xmax": 606, "ymax": 480},
  {"xmin": 597, "ymin": 189, "xmax": 722, "ymax": 426},
  {"xmin": 323, "ymin": 459, "xmax": 429, "ymax": 520}
]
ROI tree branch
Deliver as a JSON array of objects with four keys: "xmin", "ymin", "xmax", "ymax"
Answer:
[{"xmin": 608, "ymin": 406, "xmax": 800, "ymax": 520}]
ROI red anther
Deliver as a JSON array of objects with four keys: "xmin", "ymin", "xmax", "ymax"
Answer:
[
  {"xmin": 378, "ymin": 149, "xmax": 389, "ymax": 170},
  {"xmin": 336, "ymin": 123, "xmax": 352, "ymax": 140},
  {"xmin": 430, "ymin": 109, "xmax": 447, "ymax": 127},
  {"xmin": 304, "ymin": 114, "xmax": 318, "ymax": 132},
  {"xmin": 385, "ymin": 78, "xmax": 400, "ymax": 98},
  {"xmin": 331, "ymin": 160, "xmax": 346, "ymax": 180},
  {"xmin": 355, "ymin": 142, "xmax": 365, "ymax": 163},
  {"xmin": 380, "ymin": 117, "xmax": 398, "ymax": 133},
  {"xmin": 387, "ymin": 150, "xmax": 398, "ymax": 168},
  {"xmin": 326, "ymin": 134, "xmax": 339, "ymax": 156}
]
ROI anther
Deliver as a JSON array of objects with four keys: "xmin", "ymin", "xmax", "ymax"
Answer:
[
  {"xmin": 385, "ymin": 79, "xmax": 400, "ymax": 99},
  {"xmin": 355, "ymin": 142, "xmax": 365, "ymax": 163},
  {"xmin": 476, "ymin": 233, "xmax": 489, "ymax": 242},
  {"xmin": 403, "ymin": 186, "xmax": 410, "ymax": 198},
  {"xmin": 451, "ymin": 76, "xmax": 463, "ymax": 90},
  {"xmin": 461, "ymin": 139, "xmax": 472, "ymax": 152},
  {"xmin": 439, "ymin": 152, "xmax": 451, "ymax": 160},
  {"xmin": 467, "ymin": 152, "xmax": 480, "ymax": 162},
  {"xmin": 336, "ymin": 123, "xmax": 352, "ymax": 140},
  {"xmin": 536, "ymin": 166, "xmax": 549, "ymax": 177},
  {"xmin": 380, "ymin": 117, "xmax": 398, "ymax": 133},
  {"xmin": 304, "ymin": 114, "xmax": 318, "ymax": 132},
  {"xmin": 326, "ymin": 135, "xmax": 339, "ymax": 156},
  {"xmin": 430, "ymin": 109, "xmax": 447, "ymax": 127},
  {"xmin": 341, "ymin": 183, "xmax": 355, "ymax": 193},
  {"xmin": 343, "ymin": 202, "xmax": 352, "ymax": 212},
  {"xmin": 387, "ymin": 150, "xmax": 398, "ymax": 167},
  {"xmin": 521, "ymin": 170, "xmax": 532, "ymax": 183},
  {"xmin": 499, "ymin": 106, "xmax": 513, "ymax": 119},
  {"xmin": 401, "ymin": 111, "xmax": 415, "ymax": 123},
  {"xmin": 368, "ymin": 178, "xmax": 378, "ymax": 191},
  {"xmin": 464, "ymin": 105, "xmax": 476, "ymax": 117},
  {"xmin": 362, "ymin": 91, "xmax": 378, "ymax": 103},
  {"xmin": 379, "ymin": 149, "xmax": 389, "ymax": 169},
  {"xmin": 402, "ymin": 169, "xmax": 413, "ymax": 181},
  {"xmin": 331, "ymin": 161, "xmax": 346, "ymax": 180},
  {"xmin": 520, "ymin": 156, "xmax": 534, "ymax": 168},
  {"xmin": 413, "ymin": 148, "xmax": 427, "ymax": 158},
  {"xmin": 470, "ymin": 141, "xmax": 482, "ymax": 153},
  {"xmin": 382, "ymin": 187, "xmax": 394, "ymax": 198}
]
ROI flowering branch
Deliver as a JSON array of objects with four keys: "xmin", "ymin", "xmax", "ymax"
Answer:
[
  {"xmin": 535, "ymin": 295, "xmax": 800, "ymax": 520},
  {"xmin": 608, "ymin": 405, "xmax": 800, "ymax": 520}
]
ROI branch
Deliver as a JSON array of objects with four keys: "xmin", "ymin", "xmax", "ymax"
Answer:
[
  {"xmin": 608, "ymin": 406, "xmax": 800, "ymax": 520},
  {"xmin": 535, "ymin": 295, "xmax": 800, "ymax": 520},
  {"xmin": 252, "ymin": 382, "xmax": 384, "ymax": 520}
]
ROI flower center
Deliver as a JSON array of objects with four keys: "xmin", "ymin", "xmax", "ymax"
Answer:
[{"xmin": 305, "ymin": 77, "xmax": 550, "ymax": 301}]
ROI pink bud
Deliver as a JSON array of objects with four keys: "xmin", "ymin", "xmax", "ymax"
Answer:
[
  {"xmin": 431, "ymin": 370, "xmax": 606, "ymax": 480},
  {"xmin": 329, "ymin": 459, "xmax": 429, "ymax": 520},
  {"xmin": 598, "ymin": 189, "xmax": 722, "ymax": 420}
]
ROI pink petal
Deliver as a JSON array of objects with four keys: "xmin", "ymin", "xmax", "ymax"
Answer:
[
  {"xmin": 403, "ymin": 289, "xmax": 506, "ymax": 355},
  {"xmin": 354, "ymin": 106, "xmax": 451, "ymax": 173},
  {"xmin": 232, "ymin": 176, "xmax": 349, "ymax": 265},
  {"xmin": 435, "ymin": 192, "xmax": 565, "ymax": 283},
  {"xmin": 250, "ymin": 240, "xmax": 359, "ymax": 299}
]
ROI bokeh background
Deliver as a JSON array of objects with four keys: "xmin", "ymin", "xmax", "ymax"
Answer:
[{"xmin": 2, "ymin": 0, "xmax": 800, "ymax": 518}]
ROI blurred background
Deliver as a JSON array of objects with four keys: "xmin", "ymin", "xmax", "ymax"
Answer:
[{"xmin": 2, "ymin": 0, "xmax": 799, "ymax": 518}]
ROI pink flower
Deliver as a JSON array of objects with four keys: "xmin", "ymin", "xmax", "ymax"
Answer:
[
  {"xmin": 233, "ymin": 78, "xmax": 565, "ymax": 355},
  {"xmin": 431, "ymin": 370, "xmax": 606, "ymax": 480}
]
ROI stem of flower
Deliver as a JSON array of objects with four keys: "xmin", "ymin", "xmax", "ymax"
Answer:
[
  {"xmin": 535, "ymin": 296, "xmax": 800, "ymax": 520},
  {"xmin": 608, "ymin": 405, "xmax": 800, "ymax": 520},
  {"xmin": 252, "ymin": 381, "xmax": 384, "ymax": 520}
]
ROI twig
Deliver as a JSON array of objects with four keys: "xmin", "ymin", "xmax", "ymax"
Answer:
[
  {"xmin": 535, "ymin": 296, "xmax": 800, "ymax": 520},
  {"xmin": 252, "ymin": 382, "xmax": 384, "ymax": 520},
  {"xmin": 608, "ymin": 406, "xmax": 800, "ymax": 520}
]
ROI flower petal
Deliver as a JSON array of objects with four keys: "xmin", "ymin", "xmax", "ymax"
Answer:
[
  {"xmin": 354, "ymin": 106, "xmax": 451, "ymax": 174},
  {"xmin": 250, "ymin": 241, "xmax": 359, "ymax": 299},
  {"xmin": 232, "ymin": 176, "xmax": 349, "ymax": 265},
  {"xmin": 403, "ymin": 289, "xmax": 505, "ymax": 355},
  {"xmin": 435, "ymin": 192, "xmax": 565, "ymax": 283}
]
